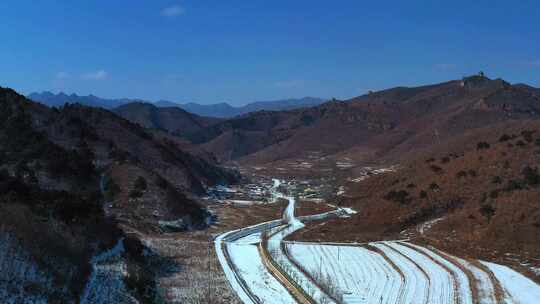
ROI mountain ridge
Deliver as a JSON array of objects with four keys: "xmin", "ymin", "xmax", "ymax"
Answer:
[
  {"xmin": 163, "ymin": 96, "xmax": 326, "ymax": 117},
  {"xmin": 183, "ymin": 75, "xmax": 540, "ymax": 167},
  {"xmin": 113, "ymin": 102, "xmax": 221, "ymax": 136},
  {"xmin": 27, "ymin": 91, "xmax": 134, "ymax": 109},
  {"xmin": 28, "ymin": 91, "xmax": 325, "ymax": 117}
]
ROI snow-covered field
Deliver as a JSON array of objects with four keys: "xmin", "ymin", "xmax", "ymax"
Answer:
[
  {"xmin": 215, "ymin": 179, "xmax": 357, "ymax": 304},
  {"xmin": 0, "ymin": 230, "xmax": 52, "ymax": 304},
  {"xmin": 227, "ymin": 241, "xmax": 296, "ymax": 304},
  {"xmin": 482, "ymin": 261, "xmax": 540, "ymax": 303},
  {"xmin": 215, "ymin": 218, "xmax": 290, "ymax": 304},
  {"xmin": 267, "ymin": 222, "xmax": 337, "ymax": 304},
  {"xmin": 287, "ymin": 243, "xmax": 403, "ymax": 303},
  {"xmin": 287, "ymin": 241, "xmax": 540, "ymax": 304},
  {"xmin": 215, "ymin": 179, "xmax": 539, "ymax": 304}
]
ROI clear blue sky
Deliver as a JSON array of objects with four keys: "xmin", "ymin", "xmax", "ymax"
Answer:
[{"xmin": 1, "ymin": 1, "xmax": 538, "ymax": 105}]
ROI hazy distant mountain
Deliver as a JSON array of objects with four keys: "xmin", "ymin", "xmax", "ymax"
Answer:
[
  {"xmin": 172, "ymin": 102, "xmax": 238, "ymax": 118},
  {"xmin": 156, "ymin": 97, "xmax": 326, "ymax": 118},
  {"xmin": 27, "ymin": 91, "xmax": 133, "ymax": 109},
  {"xmin": 28, "ymin": 92, "xmax": 325, "ymax": 117}
]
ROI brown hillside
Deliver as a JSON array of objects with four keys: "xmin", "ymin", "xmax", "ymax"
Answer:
[
  {"xmin": 114, "ymin": 102, "xmax": 221, "ymax": 136},
  {"xmin": 291, "ymin": 120, "xmax": 540, "ymax": 281},
  {"xmin": 0, "ymin": 86, "xmax": 238, "ymax": 301},
  {"xmin": 187, "ymin": 76, "xmax": 540, "ymax": 169},
  {"xmin": 31, "ymin": 102, "xmax": 237, "ymax": 193}
]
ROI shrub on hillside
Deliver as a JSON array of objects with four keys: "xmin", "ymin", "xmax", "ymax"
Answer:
[
  {"xmin": 456, "ymin": 171, "xmax": 468, "ymax": 179},
  {"xmin": 129, "ymin": 189, "xmax": 143, "ymax": 199},
  {"xmin": 429, "ymin": 165, "xmax": 444, "ymax": 174},
  {"xmin": 476, "ymin": 142, "xmax": 490, "ymax": 150},
  {"xmin": 491, "ymin": 176, "xmax": 502, "ymax": 184},
  {"xmin": 521, "ymin": 130, "xmax": 535, "ymax": 142},
  {"xmin": 522, "ymin": 165, "xmax": 540, "ymax": 186},
  {"xmin": 499, "ymin": 134, "xmax": 512, "ymax": 142},
  {"xmin": 104, "ymin": 178, "xmax": 121, "ymax": 201},
  {"xmin": 384, "ymin": 190, "xmax": 411, "ymax": 205},
  {"xmin": 134, "ymin": 176, "xmax": 147, "ymax": 191},
  {"xmin": 155, "ymin": 175, "xmax": 168, "ymax": 189},
  {"xmin": 480, "ymin": 192, "xmax": 488, "ymax": 203},
  {"xmin": 515, "ymin": 140, "xmax": 526, "ymax": 147},
  {"xmin": 500, "ymin": 165, "xmax": 540, "ymax": 192},
  {"xmin": 504, "ymin": 179, "xmax": 526, "ymax": 192},
  {"xmin": 479, "ymin": 205, "xmax": 495, "ymax": 222},
  {"xmin": 108, "ymin": 145, "xmax": 131, "ymax": 162},
  {"xmin": 429, "ymin": 183, "xmax": 440, "ymax": 191}
]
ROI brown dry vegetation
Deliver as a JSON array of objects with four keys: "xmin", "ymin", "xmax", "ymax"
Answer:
[
  {"xmin": 137, "ymin": 200, "xmax": 285, "ymax": 304},
  {"xmin": 187, "ymin": 76, "xmax": 540, "ymax": 170},
  {"xmin": 133, "ymin": 197, "xmax": 341, "ymax": 303},
  {"xmin": 114, "ymin": 102, "xmax": 221, "ymax": 137},
  {"xmin": 106, "ymin": 163, "xmax": 211, "ymax": 233},
  {"xmin": 294, "ymin": 200, "xmax": 337, "ymax": 217}
]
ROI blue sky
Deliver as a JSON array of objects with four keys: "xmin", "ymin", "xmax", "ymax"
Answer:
[{"xmin": 0, "ymin": 1, "xmax": 539, "ymax": 105}]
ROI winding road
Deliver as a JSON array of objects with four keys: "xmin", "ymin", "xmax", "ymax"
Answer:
[{"xmin": 214, "ymin": 179, "xmax": 354, "ymax": 304}]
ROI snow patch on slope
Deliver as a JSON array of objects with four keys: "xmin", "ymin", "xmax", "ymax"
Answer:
[
  {"xmin": 80, "ymin": 238, "xmax": 138, "ymax": 304},
  {"xmin": 0, "ymin": 230, "xmax": 52, "ymax": 304}
]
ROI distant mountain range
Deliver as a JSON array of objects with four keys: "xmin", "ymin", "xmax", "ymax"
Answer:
[
  {"xmin": 155, "ymin": 97, "xmax": 326, "ymax": 117},
  {"xmin": 27, "ymin": 91, "xmax": 326, "ymax": 117},
  {"xmin": 27, "ymin": 91, "xmax": 134, "ymax": 109}
]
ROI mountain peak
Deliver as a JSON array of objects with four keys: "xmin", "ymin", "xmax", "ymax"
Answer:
[{"xmin": 460, "ymin": 73, "xmax": 510, "ymax": 91}]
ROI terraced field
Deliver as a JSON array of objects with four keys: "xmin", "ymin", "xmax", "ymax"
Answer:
[
  {"xmin": 215, "ymin": 180, "xmax": 540, "ymax": 304},
  {"xmin": 287, "ymin": 241, "xmax": 540, "ymax": 303}
]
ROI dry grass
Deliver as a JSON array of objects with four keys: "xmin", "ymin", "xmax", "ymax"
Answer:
[
  {"xmin": 126, "ymin": 199, "xmax": 288, "ymax": 303},
  {"xmin": 144, "ymin": 236, "xmax": 240, "ymax": 304}
]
